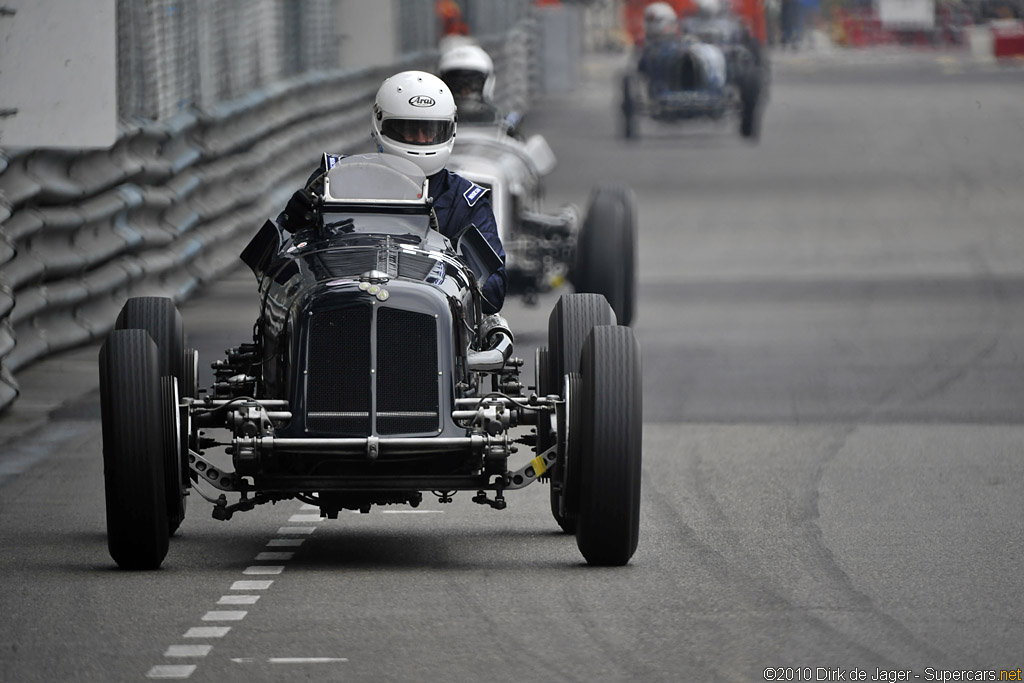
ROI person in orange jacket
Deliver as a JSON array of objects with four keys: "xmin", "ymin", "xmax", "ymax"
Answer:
[{"xmin": 435, "ymin": 0, "xmax": 469, "ymax": 36}]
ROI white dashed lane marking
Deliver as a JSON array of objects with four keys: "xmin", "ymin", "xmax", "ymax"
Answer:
[
  {"xmin": 183, "ymin": 626, "xmax": 231, "ymax": 638},
  {"xmin": 218, "ymin": 595, "xmax": 260, "ymax": 605},
  {"xmin": 269, "ymin": 657, "xmax": 349, "ymax": 663},
  {"xmin": 231, "ymin": 657, "xmax": 349, "ymax": 664},
  {"xmin": 146, "ymin": 506, "xmax": 318, "ymax": 679},
  {"xmin": 202, "ymin": 610, "xmax": 248, "ymax": 621},
  {"xmin": 288, "ymin": 513, "xmax": 322, "ymax": 522},
  {"xmin": 146, "ymin": 664, "xmax": 197, "ymax": 679},
  {"xmin": 382, "ymin": 509, "xmax": 444, "ymax": 514},
  {"xmin": 164, "ymin": 645, "xmax": 212, "ymax": 657},
  {"xmin": 255, "ymin": 551, "xmax": 295, "ymax": 561}
]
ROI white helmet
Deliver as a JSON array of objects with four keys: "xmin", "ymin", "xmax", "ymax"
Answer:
[
  {"xmin": 438, "ymin": 44, "xmax": 496, "ymax": 103},
  {"xmin": 695, "ymin": 0, "xmax": 723, "ymax": 16},
  {"xmin": 643, "ymin": 2, "xmax": 678, "ymax": 39},
  {"xmin": 371, "ymin": 71, "xmax": 457, "ymax": 177}
]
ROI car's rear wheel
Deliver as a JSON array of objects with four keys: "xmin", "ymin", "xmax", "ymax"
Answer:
[
  {"xmin": 99, "ymin": 330, "xmax": 170, "ymax": 570},
  {"xmin": 547, "ymin": 293, "xmax": 616, "ymax": 392},
  {"xmin": 180, "ymin": 347, "xmax": 199, "ymax": 490},
  {"xmin": 575, "ymin": 325, "xmax": 643, "ymax": 566},
  {"xmin": 181, "ymin": 347, "xmax": 199, "ymax": 401},
  {"xmin": 115, "ymin": 297, "xmax": 190, "ymax": 533},
  {"xmin": 546, "ymin": 294, "xmax": 615, "ymax": 533},
  {"xmin": 551, "ymin": 372, "xmax": 582, "ymax": 533},
  {"xmin": 160, "ymin": 377, "xmax": 187, "ymax": 535},
  {"xmin": 115, "ymin": 297, "xmax": 185, "ymax": 383},
  {"xmin": 572, "ymin": 187, "xmax": 637, "ymax": 326},
  {"xmin": 738, "ymin": 70, "xmax": 762, "ymax": 140},
  {"xmin": 535, "ymin": 347, "xmax": 570, "ymax": 531},
  {"xmin": 622, "ymin": 75, "xmax": 638, "ymax": 140}
]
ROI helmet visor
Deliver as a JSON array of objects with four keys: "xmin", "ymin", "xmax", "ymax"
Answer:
[
  {"xmin": 442, "ymin": 70, "xmax": 488, "ymax": 100},
  {"xmin": 381, "ymin": 118, "xmax": 455, "ymax": 146}
]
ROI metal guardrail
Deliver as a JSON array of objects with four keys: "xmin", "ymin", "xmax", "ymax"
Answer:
[{"xmin": 0, "ymin": 18, "xmax": 537, "ymax": 413}]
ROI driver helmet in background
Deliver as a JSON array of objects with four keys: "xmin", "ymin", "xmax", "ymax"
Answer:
[
  {"xmin": 438, "ymin": 43, "xmax": 496, "ymax": 103},
  {"xmin": 695, "ymin": 0, "xmax": 724, "ymax": 16},
  {"xmin": 643, "ymin": 2, "xmax": 679, "ymax": 40},
  {"xmin": 371, "ymin": 70, "xmax": 457, "ymax": 177}
]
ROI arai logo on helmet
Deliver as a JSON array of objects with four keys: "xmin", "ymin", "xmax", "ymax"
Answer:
[{"xmin": 408, "ymin": 95, "xmax": 435, "ymax": 107}]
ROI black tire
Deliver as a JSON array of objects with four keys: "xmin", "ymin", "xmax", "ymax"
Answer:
[
  {"xmin": 99, "ymin": 330, "xmax": 170, "ymax": 569},
  {"xmin": 536, "ymin": 347, "xmax": 571, "ymax": 531},
  {"xmin": 546, "ymin": 294, "xmax": 615, "ymax": 534},
  {"xmin": 621, "ymin": 75, "xmax": 637, "ymax": 140},
  {"xmin": 181, "ymin": 347, "xmax": 199, "ymax": 400},
  {"xmin": 115, "ymin": 297, "xmax": 185, "ymax": 384},
  {"xmin": 180, "ymin": 348, "xmax": 199, "ymax": 489},
  {"xmin": 161, "ymin": 377, "xmax": 186, "ymax": 536},
  {"xmin": 572, "ymin": 186, "xmax": 637, "ymax": 326},
  {"xmin": 116, "ymin": 296, "xmax": 191, "ymax": 534},
  {"xmin": 535, "ymin": 346, "xmax": 553, "ymax": 399},
  {"xmin": 535, "ymin": 347, "xmax": 556, "ymax": 466},
  {"xmin": 547, "ymin": 293, "xmax": 616, "ymax": 392},
  {"xmin": 575, "ymin": 325, "xmax": 643, "ymax": 566},
  {"xmin": 550, "ymin": 372, "xmax": 582, "ymax": 534},
  {"xmin": 739, "ymin": 71, "xmax": 762, "ymax": 140}
]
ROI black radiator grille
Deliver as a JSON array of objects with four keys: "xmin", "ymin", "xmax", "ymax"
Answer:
[
  {"xmin": 306, "ymin": 306, "xmax": 372, "ymax": 434},
  {"xmin": 398, "ymin": 251, "xmax": 437, "ymax": 280},
  {"xmin": 376, "ymin": 308, "xmax": 439, "ymax": 434},
  {"xmin": 317, "ymin": 250, "xmax": 378, "ymax": 278}
]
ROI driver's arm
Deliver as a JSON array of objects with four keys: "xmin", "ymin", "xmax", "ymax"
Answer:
[
  {"xmin": 276, "ymin": 158, "xmax": 336, "ymax": 233},
  {"xmin": 467, "ymin": 196, "xmax": 507, "ymax": 313}
]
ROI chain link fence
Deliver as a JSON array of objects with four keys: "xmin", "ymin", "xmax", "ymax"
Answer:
[{"xmin": 116, "ymin": 0, "xmax": 534, "ymax": 122}]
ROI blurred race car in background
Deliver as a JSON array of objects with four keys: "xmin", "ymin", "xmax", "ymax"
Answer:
[
  {"xmin": 621, "ymin": 8, "xmax": 769, "ymax": 140},
  {"xmin": 447, "ymin": 126, "xmax": 638, "ymax": 326}
]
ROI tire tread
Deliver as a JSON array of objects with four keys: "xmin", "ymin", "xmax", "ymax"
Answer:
[
  {"xmin": 100, "ymin": 330, "xmax": 169, "ymax": 569},
  {"xmin": 575, "ymin": 325, "xmax": 643, "ymax": 566}
]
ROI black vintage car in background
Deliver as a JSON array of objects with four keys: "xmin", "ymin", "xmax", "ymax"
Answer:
[
  {"xmin": 98, "ymin": 155, "xmax": 642, "ymax": 570},
  {"xmin": 622, "ymin": 15, "xmax": 768, "ymax": 141}
]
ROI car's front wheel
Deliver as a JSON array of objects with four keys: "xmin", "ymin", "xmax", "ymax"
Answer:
[
  {"xmin": 622, "ymin": 75, "xmax": 638, "ymax": 140},
  {"xmin": 115, "ymin": 297, "xmax": 185, "ymax": 382},
  {"xmin": 547, "ymin": 293, "xmax": 616, "ymax": 402},
  {"xmin": 546, "ymin": 294, "xmax": 616, "ymax": 533},
  {"xmin": 114, "ymin": 296, "xmax": 189, "ymax": 535},
  {"xmin": 572, "ymin": 186, "xmax": 637, "ymax": 327},
  {"xmin": 551, "ymin": 371, "xmax": 583, "ymax": 534},
  {"xmin": 738, "ymin": 69, "xmax": 763, "ymax": 140},
  {"xmin": 575, "ymin": 325, "xmax": 643, "ymax": 566},
  {"xmin": 99, "ymin": 330, "xmax": 170, "ymax": 570}
]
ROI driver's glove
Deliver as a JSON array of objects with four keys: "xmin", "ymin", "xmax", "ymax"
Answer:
[{"xmin": 280, "ymin": 188, "xmax": 318, "ymax": 233}]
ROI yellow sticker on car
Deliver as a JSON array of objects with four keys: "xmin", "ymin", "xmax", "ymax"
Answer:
[{"xmin": 530, "ymin": 455, "xmax": 547, "ymax": 478}]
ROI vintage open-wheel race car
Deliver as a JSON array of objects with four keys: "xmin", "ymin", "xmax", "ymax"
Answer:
[
  {"xmin": 98, "ymin": 154, "xmax": 642, "ymax": 570},
  {"xmin": 446, "ymin": 124, "xmax": 638, "ymax": 327},
  {"xmin": 621, "ymin": 19, "xmax": 768, "ymax": 141}
]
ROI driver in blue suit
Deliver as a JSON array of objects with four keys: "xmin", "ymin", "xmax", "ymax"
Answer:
[
  {"xmin": 279, "ymin": 70, "xmax": 506, "ymax": 313},
  {"xmin": 637, "ymin": 2, "xmax": 684, "ymax": 96}
]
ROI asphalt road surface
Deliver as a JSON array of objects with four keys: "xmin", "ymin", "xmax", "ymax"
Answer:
[{"xmin": 2, "ymin": 48, "xmax": 1023, "ymax": 682}]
